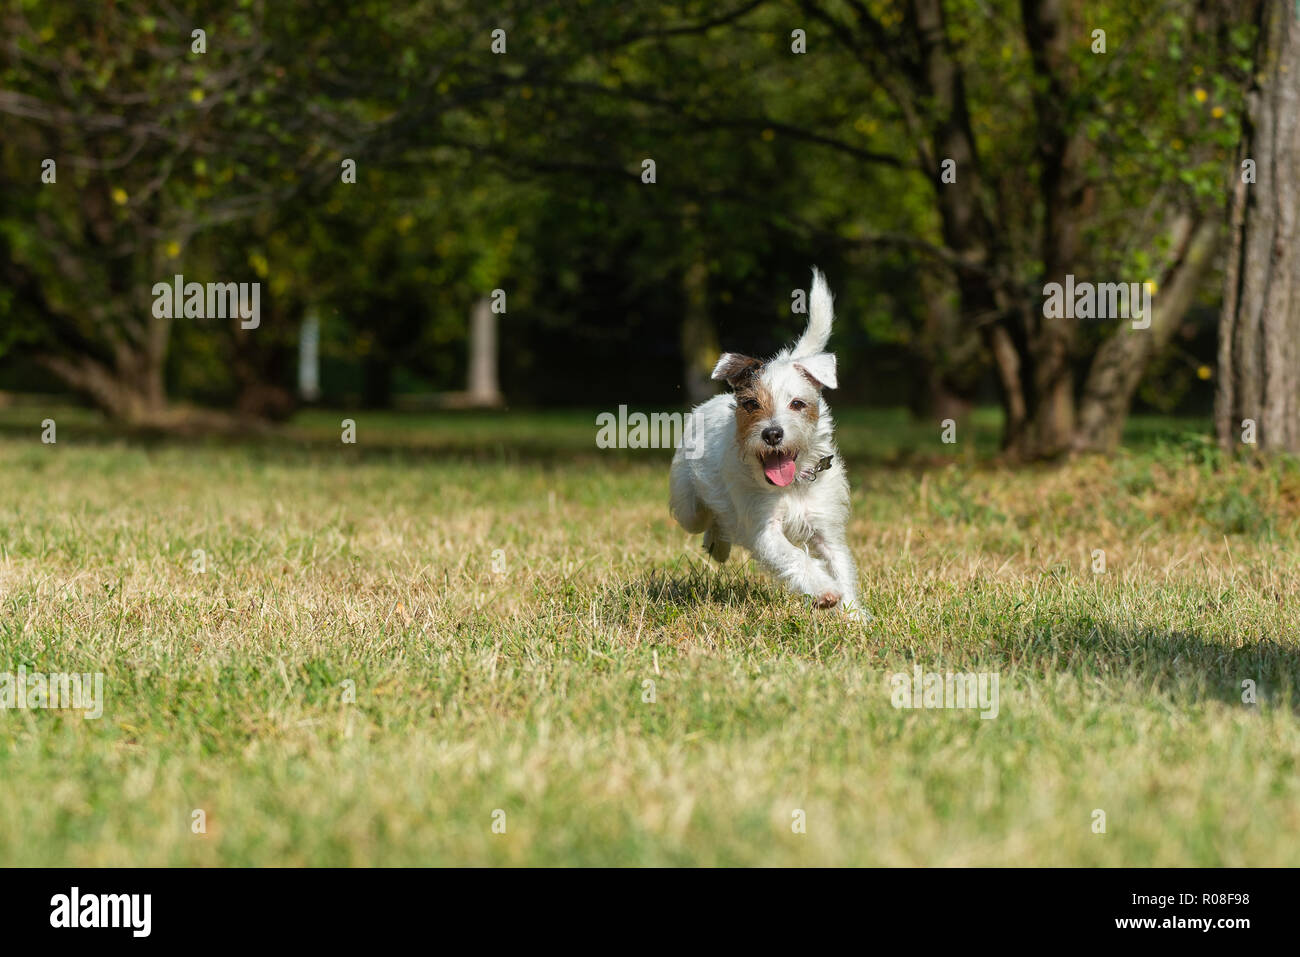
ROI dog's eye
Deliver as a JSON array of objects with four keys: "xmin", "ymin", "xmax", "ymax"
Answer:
[
  {"xmin": 789, "ymin": 399, "xmax": 807, "ymax": 411},
  {"xmin": 739, "ymin": 398, "xmax": 760, "ymax": 413}
]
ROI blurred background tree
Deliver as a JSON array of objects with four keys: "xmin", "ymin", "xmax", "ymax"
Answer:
[{"xmin": 0, "ymin": 0, "xmax": 1271, "ymax": 458}]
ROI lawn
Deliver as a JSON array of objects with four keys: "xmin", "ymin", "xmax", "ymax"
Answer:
[{"xmin": 0, "ymin": 405, "xmax": 1298, "ymax": 865}]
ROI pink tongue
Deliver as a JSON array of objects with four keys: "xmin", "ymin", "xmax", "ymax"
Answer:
[{"xmin": 764, "ymin": 454, "xmax": 797, "ymax": 487}]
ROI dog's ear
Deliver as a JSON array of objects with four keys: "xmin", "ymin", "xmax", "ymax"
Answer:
[
  {"xmin": 794, "ymin": 352, "xmax": 837, "ymax": 390},
  {"xmin": 711, "ymin": 353, "xmax": 763, "ymax": 389}
]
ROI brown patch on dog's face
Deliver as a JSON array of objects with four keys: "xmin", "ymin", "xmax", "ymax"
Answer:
[{"xmin": 732, "ymin": 381, "xmax": 775, "ymax": 440}]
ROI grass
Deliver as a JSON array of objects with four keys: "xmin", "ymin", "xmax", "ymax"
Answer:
[{"xmin": 1, "ymin": 404, "xmax": 1298, "ymax": 865}]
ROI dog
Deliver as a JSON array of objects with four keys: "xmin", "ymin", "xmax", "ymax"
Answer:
[{"xmin": 670, "ymin": 268, "xmax": 864, "ymax": 619}]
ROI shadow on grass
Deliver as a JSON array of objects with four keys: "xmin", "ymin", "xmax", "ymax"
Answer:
[
  {"xmin": 615, "ymin": 559, "xmax": 780, "ymax": 610},
  {"xmin": 598, "ymin": 558, "xmax": 1300, "ymax": 712},
  {"xmin": 982, "ymin": 619, "xmax": 1300, "ymax": 713}
]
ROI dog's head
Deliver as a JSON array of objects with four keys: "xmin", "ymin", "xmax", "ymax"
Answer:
[
  {"xmin": 712, "ymin": 349, "xmax": 836, "ymax": 488},
  {"xmin": 710, "ymin": 268, "xmax": 840, "ymax": 488}
]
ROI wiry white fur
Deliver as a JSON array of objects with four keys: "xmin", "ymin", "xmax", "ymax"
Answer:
[{"xmin": 670, "ymin": 267, "xmax": 864, "ymax": 619}]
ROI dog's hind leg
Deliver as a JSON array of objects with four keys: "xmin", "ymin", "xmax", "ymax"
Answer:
[
  {"xmin": 702, "ymin": 524, "xmax": 731, "ymax": 563},
  {"xmin": 669, "ymin": 464, "xmax": 711, "ymax": 533},
  {"xmin": 668, "ymin": 468, "xmax": 729, "ymax": 563}
]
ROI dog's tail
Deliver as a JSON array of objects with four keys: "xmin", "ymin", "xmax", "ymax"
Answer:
[{"xmin": 793, "ymin": 266, "xmax": 833, "ymax": 358}]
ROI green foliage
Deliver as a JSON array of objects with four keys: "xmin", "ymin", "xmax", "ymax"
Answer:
[{"xmin": 0, "ymin": 1, "xmax": 1255, "ymax": 414}]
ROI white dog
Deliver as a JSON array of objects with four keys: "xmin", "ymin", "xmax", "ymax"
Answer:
[{"xmin": 670, "ymin": 268, "xmax": 863, "ymax": 618}]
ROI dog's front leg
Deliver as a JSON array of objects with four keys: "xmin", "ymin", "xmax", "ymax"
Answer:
[
  {"xmin": 753, "ymin": 522, "xmax": 840, "ymax": 607},
  {"xmin": 813, "ymin": 532, "xmax": 868, "ymax": 621}
]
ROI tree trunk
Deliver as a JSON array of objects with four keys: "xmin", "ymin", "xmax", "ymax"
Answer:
[
  {"xmin": 909, "ymin": 0, "xmax": 1086, "ymax": 461},
  {"xmin": 680, "ymin": 260, "xmax": 719, "ymax": 405},
  {"xmin": 1002, "ymin": 0, "xmax": 1091, "ymax": 461},
  {"xmin": 1217, "ymin": 1, "xmax": 1300, "ymax": 453},
  {"xmin": 912, "ymin": 269, "xmax": 980, "ymax": 420},
  {"xmin": 36, "ymin": 352, "xmax": 168, "ymax": 424},
  {"xmin": 1075, "ymin": 216, "xmax": 1219, "ymax": 453},
  {"xmin": 908, "ymin": 0, "xmax": 1024, "ymax": 439}
]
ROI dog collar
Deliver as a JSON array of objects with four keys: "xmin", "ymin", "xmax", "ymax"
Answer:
[{"xmin": 800, "ymin": 455, "xmax": 834, "ymax": 482}]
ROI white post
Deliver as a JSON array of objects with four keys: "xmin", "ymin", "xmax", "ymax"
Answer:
[
  {"xmin": 467, "ymin": 296, "xmax": 503, "ymax": 406},
  {"xmin": 299, "ymin": 309, "xmax": 321, "ymax": 402}
]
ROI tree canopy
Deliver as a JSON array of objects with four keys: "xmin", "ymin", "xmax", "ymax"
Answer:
[{"xmin": 0, "ymin": 1, "xmax": 1262, "ymax": 456}]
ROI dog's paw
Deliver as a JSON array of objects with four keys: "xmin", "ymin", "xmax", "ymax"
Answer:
[
  {"xmin": 813, "ymin": 590, "xmax": 841, "ymax": 609},
  {"xmin": 841, "ymin": 598, "xmax": 873, "ymax": 624}
]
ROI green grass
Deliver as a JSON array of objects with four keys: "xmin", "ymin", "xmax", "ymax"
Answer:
[{"xmin": 1, "ymin": 405, "xmax": 1298, "ymax": 865}]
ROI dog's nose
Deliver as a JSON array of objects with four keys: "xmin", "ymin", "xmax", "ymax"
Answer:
[{"xmin": 761, "ymin": 426, "xmax": 784, "ymax": 447}]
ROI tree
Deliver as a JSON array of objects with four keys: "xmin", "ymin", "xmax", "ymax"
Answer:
[
  {"xmin": 785, "ymin": 0, "xmax": 1244, "ymax": 458},
  {"xmin": 0, "ymin": 1, "xmax": 541, "ymax": 420},
  {"xmin": 0, "ymin": 0, "xmax": 1253, "ymax": 436},
  {"xmin": 0, "ymin": 4, "xmax": 314, "ymax": 422},
  {"xmin": 1216, "ymin": 0, "xmax": 1299, "ymax": 453}
]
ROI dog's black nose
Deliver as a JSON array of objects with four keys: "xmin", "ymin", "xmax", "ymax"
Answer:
[{"xmin": 761, "ymin": 426, "xmax": 784, "ymax": 447}]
